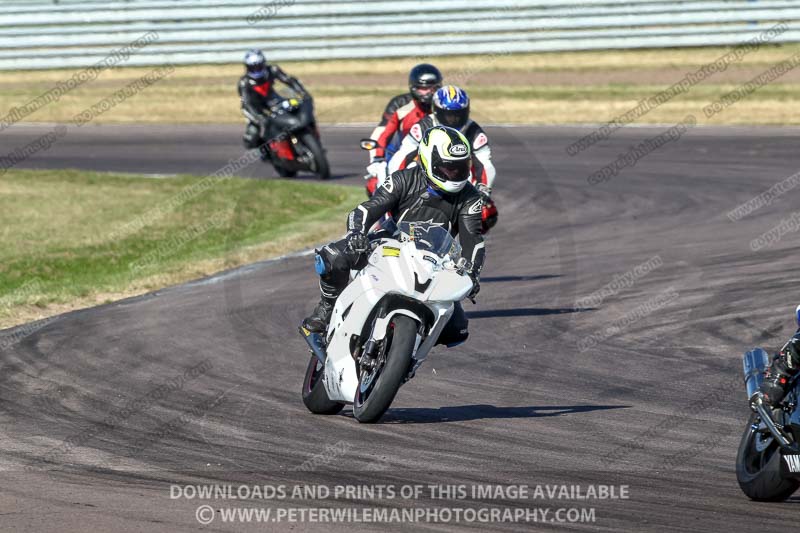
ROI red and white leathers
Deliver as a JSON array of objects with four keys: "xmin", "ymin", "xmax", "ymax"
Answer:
[
  {"xmin": 364, "ymin": 93, "xmax": 431, "ymax": 195},
  {"xmin": 387, "ymin": 115, "xmax": 496, "ymax": 195}
]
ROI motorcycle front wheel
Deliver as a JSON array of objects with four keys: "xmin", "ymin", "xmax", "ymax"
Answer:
[
  {"xmin": 736, "ymin": 412, "xmax": 799, "ymax": 500},
  {"xmin": 299, "ymin": 131, "xmax": 330, "ymax": 180},
  {"xmin": 301, "ymin": 355, "xmax": 345, "ymax": 415},
  {"xmin": 353, "ymin": 316, "xmax": 416, "ymax": 423}
]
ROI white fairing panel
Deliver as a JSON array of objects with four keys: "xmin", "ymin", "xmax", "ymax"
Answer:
[
  {"xmin": 428, "ymin": 269, "xmax": 473, "ymax": 303},
  {"xmin": 321, "ymin": 238, "xmax": 473, "ymax": 403}
]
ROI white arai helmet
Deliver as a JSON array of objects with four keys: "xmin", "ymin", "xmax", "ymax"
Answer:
[{"xmin": 417, "ymin": 125, "xmax": 472, "ymax": 194}]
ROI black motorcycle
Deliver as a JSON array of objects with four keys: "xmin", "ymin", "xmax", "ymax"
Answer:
[
  {"xmin": 261, "ymin": 96, "xmax": 330, "ymax": 180},
  {"xmin": 736, "ymin": 306, "xmax": 800, "ymax": 501}
]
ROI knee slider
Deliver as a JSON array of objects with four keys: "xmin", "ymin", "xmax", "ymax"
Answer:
[
  {"xmin": 243, "ymin": 135, "xmax": 260, "ymax": 149},
  {"xmin": 314, "ymin": 252, "xmax": 328, "ymax": 275},
  {"xmin": 315, "ymin": 246, "xmax": 349, "ymax": 278},
  {"xmin": 243, "ymin": 124, "xmax": 261, "ymax": 149}
]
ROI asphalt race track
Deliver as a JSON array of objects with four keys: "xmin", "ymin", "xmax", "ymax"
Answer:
[{"xmin": 2, "ymin": 122, "xmax": 800, "ymax": 531}]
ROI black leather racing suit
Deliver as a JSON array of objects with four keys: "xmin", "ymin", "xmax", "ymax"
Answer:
[
  {"xmin": 238, "ymin": 65, "xmax": 307, "ymax": 149},
  {"xmin": 315, "ymin": 166, "xmax": 486, "ymax": 345}
]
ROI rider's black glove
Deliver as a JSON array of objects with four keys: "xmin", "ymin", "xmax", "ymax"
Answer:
[
  {"xmin": 346, "ymin": 232, "xmax": 370, "ymax": 254},
  {"xmin": 468, "ymin": 273, "xmax": 480, "ymax": 302},
  {"xmin": 476, "ymin": 183, "xmax": 492, "ymax": 201}
]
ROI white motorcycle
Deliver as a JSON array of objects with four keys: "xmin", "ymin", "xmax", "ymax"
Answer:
[{"xmin": 300, "ymin": 220, "xmax": 474, "ymax": 423}]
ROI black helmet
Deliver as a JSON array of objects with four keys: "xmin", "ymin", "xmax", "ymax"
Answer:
[
  {"xmin": 244, "ymin": 49, "xmax": 267, "ymax": 80},
  {"xmin": 408, "ymin": 63, "xmax": 443, "ymax": 107}
]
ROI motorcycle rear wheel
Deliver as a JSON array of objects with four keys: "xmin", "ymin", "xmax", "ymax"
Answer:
[
  {"xmin": 301, "ymin": 355, "xmax": 345, "ymax": 415},
  {"xmin": 353, "ymin": 316, "xmax": 416, "ymax": 423},
  {"xmin": 299, "ymin": 132, "xmax": 331, "ymax": 180},
  {"xmin": 736, "ymin": 412, "xmax": 799, "ymax": 501}
]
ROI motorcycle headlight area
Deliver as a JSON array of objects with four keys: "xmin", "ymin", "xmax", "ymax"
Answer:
[{"xmin": 416, "ymin": 251, "xmax": 442, "ymax": 273}]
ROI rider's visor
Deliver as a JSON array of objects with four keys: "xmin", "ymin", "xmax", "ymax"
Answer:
[
  {"xmin": 433, "ymin": 157, "xmax": 470, "ymax": 183},
  {"xmin": 247, "ymin": 62, "xmax": 267, "ymax": 79},
  {"xmin": 437, "ymin": 108, "xmax": 469, "ymax": 129}
]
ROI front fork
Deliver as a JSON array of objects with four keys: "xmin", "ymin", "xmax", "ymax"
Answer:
[{"xmin": 750, "ymin": 396, "xmax": 794, "ymax": 447}]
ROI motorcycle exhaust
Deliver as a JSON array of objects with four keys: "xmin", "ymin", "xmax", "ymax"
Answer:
[
  {"xmin": 299, "ymin": 326, "xmax": 327, "ymax": 364},
  {"xmin": 744, "ymin": 348, "xmax": 794, "ymax": 447},
  {"xmin": 753, "ymin": 399, "xmax": 792, "ymax": 447},
  {"xmin": 743, "ymin": 348, "xmax": 771, "ymax": 399}
]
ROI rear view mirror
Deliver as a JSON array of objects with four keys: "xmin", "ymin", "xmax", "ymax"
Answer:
[{"xmin": 359, "ymin": 138, "xmax": 378, "ymax": 151}]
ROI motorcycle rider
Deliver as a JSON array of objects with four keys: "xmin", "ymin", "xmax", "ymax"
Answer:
[
  {"xmin": 303, "ymin": 125, "xmax": 485, "ymax": 345},
  {"xmin": 388, "ymin": 85, "xmax": 498, "ymax": 232},
  {"xmin": 755, "ymin": 330, "xmax": 800, "ymax": 407},
  {"xmin": 364, "ymin": 64, "xmax": 443, "ymax": 195},
  {"xmin": 238, "ymin": 49, "xmax": 308, "ymax": 158},
  {"xmin": 388, "ymin": 85, "xmax": 496, "ymax": 197}
]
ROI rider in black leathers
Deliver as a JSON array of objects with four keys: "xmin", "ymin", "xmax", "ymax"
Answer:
[
  {"xmin": 756, "ymin": 331, "xmax": 800, "ymax": 407},
  {"xmin": 303, "ymin": 125, "xmax": 485, "ymax": 346},
  {"xmin": 238, "ymin": 49, "xmax": 307, "ymax": 152}
]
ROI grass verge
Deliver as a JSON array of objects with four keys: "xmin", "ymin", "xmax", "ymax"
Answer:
[
  {"xmin": 3, "ymin": 46, "xmax": 800, "ymax": 125},
  {"xmin": 0, "ymin": 169, "xmax": 363, "ymax": 329}
]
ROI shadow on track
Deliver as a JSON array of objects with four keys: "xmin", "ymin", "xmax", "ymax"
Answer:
[
  {"xmin": 481, "ymin": 275, "xmax": 561, "ymax": 282},
  {"xmin": 466, "ymin": 307, "xmax": 594, "ymax": 319},
  {"xmin": 372, "ymin": 404, "xmax": 629, "ymax": 424}
]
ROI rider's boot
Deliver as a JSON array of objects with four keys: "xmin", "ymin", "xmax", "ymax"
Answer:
[
  {"xmin": 302, "ymin": 272, "xmax": 344, "ymax": 333},
  {"xmin": 302, "ymin": 295, "xmax": 336, "ymax": 333}
]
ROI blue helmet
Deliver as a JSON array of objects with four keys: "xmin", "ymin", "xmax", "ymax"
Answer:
[
  {"xmin": 244, "ymin": 49, "xmax": 267, "ymax": 79},
  {"xmin": 433, "ymin": 85, "xmax": 470, "ymax": 129}
]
